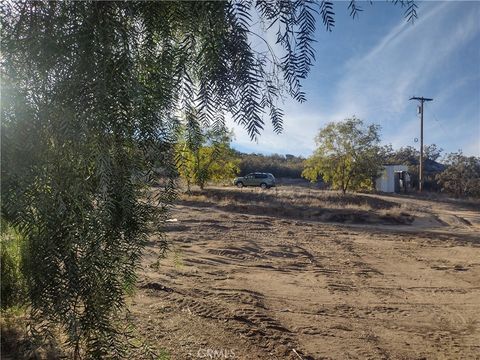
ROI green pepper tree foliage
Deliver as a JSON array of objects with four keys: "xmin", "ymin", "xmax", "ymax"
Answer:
[
  {"xmin": 1, "ymin": 0, "xmax": 417, "ymax": 357},
  {"xmin": 302, "ymin": 117, "xmax": 385, "ymax": 193}
]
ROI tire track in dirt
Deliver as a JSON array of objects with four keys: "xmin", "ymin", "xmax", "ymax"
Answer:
[
  {"xmin": 142, "ymin": 282, "xmax": 310, "ymax": 359},
  {"xmin": 135, "ymin": 194, "xmax": 480, "ymax": 359}
]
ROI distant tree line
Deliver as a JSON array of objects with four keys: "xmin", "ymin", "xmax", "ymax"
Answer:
[{"xmin": 236, "ymin": 152, "xmax": 305, "ymax": 178}]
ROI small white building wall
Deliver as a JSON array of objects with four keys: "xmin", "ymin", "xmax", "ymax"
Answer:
[{"xmin": 375, "ymin": 165, "xmax": 408, "ymax": 193}]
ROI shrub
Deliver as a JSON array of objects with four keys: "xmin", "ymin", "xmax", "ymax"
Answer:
[
  {"xmin": 1, "ymin": 221, "xmax": 27, "ymax": 309},
  {"xmin": 436, "ymin": 152, "xmax": 480, "ymax": 198}
]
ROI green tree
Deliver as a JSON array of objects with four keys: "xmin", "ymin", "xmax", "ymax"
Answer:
[
  {"xmin": 0, "ymin": 0, "xmax": 417, "ymax": 356},
  {"xmin": 176, "ymin": 127, "xmax": 239, "ymax": 191},
  {"xmin": 436, "ymin": 152, "xmax": 480, "ymax": 198},
  {"xmin": 302, "ymin": 117, "xmax": 384, "ymax": 193}
]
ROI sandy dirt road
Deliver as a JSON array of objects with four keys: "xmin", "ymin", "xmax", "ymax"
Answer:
[{"xmin": 132, "ymin": 190, "xmax": 480, "ymax": 359}]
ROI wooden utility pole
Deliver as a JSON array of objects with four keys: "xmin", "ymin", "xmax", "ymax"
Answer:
[{"xmin": 409, "ymin": 96, "xmax": 433, "ymax": 192}]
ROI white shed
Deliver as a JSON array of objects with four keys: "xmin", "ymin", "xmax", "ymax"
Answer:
[{"xmin": 375, "ymin": 165, "xmax": 408, "ymax": 193}]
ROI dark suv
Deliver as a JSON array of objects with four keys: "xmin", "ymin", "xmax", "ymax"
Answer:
[{"xmin": 233, "ymin": 173, "xmax": 276, "ymax": 189}]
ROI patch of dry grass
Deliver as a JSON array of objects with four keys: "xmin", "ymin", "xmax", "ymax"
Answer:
[{"xmin": 179, "ymin": 186, "xmax": 414, "ymax": 225}]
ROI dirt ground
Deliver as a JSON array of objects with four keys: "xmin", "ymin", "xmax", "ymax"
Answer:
[{"xmin": 132, "ymin": 186, "xmax": 480, "ymax": 359}]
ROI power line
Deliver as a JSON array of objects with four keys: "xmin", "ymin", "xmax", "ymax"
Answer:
[{"xmin": 431, "ymin": 110, "xmax": 449, "ymax": 138}]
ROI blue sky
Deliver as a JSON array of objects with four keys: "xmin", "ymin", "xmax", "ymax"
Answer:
[{"xmin": 227, "ymin": 1, "xmax": 480, "ymax": 158}]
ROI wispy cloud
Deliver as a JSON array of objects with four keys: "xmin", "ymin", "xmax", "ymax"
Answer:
[
  {"xmin": 334, "ymin": 1, "xmax": 478, "ymax": 116},
  {"xmin": 229, "ymin": 1, "xmax": 480, "ymax": 157}
]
